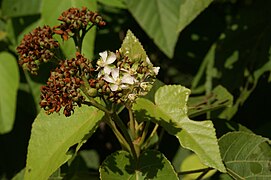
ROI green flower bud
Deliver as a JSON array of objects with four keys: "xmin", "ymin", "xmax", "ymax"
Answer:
[{"xmin": 87, "ymin": 88, "xmax": 98, "ymax": 97}]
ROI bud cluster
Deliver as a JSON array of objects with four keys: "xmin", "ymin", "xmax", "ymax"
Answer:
[
  {"xmin": 16, "ymin": 26, "xmax": 59, "ymax": 75},
  {"xmin": 54, "ymin": 7, "xmax": 106, "ymax": 41},
  {"xmin": 40, "ymin": 53, "xmax": 94, "ymax": 116}
]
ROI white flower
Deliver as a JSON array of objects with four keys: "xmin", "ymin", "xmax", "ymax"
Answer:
[
  {"xmin": 97, "ymin": 51, "xmax": 116, "ymax": 78},
  {"xmin": 146, "ymin": 57, "xmax": 160, "ymax": 75},
  {"xmin": 103, "ymin": 68, "xmax": 137, "ymax": 91}
]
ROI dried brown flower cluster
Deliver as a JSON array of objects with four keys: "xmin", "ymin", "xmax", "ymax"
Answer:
[
  {"xmin": 53, "ymin": 7, "xmax": 106, "ymax": 41},
  {"xmin": 16, "ymin": 26, "xmax": 59, "ymax": 75},
  {"xmin": 40, "ymin": 53, "xmax": 94, "ymax": 116}
]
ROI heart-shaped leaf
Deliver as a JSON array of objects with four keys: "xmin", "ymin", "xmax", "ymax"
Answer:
[{"xmin": 133, "ymin": 85, "xmax": 226, "ymax": 172}]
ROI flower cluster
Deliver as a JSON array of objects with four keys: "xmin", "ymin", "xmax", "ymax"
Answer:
[
  {"xmin": 95, "ymin": 50, "xmax": 160, "ymax": 103},
  {"xmin": 54, "ymin": 7, "xmax": 106, "ymax": 41},
  {"xmin": 40, "ymin": 53, "xmax": 94, "ymax": 116},
  {"xmin": 16, "ymin": 26, "xmax": 59, "ymax": 75}
]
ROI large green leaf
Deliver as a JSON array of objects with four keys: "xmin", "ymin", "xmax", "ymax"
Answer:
[
  {"xmin": 1, "ymin": 0, "xmax": 41, "ymax": 17},
  {"xmin": 98, "ymin": 0, "xmax": 126, "ymax": 9},
  {"xmin": 127, "ymin": 0, "xmax": 181, "ymax": 58},
  {"xmin": 0, "ymin": 52, "xmax": 19, "ymax": 134},
  {"xmin": 41, "ymin": 0, "xmax": 97, "ymax": 59},
  {"xmin": 219, "ymin": 132, "xmax": 271, "ymax": 179},
  {"xmin": 177, "ymin": 0, "xmax": 213, "ymax": 33},
  {"xmin": 127, "ymin": 0, "xmax": 213, "ymax": 58},
  {"xmin": 24, "ymin": 106, "xmax": 104, "ymax": 180},
  {"xmin": 100, "ymin": 150, "xmax": 178, "ymax": 179},
  {"xmin": 120, "ymin": 30, "xmax": 147, "ymax": 61},
  {"xmin": 133, "ymin": 85, "xmax": 226, "ymax": 172}
]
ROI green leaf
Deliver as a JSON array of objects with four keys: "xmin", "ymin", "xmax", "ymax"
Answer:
[
  {"xmin": 177, "ymin": 0, "xmax": 213, "ymax": 33},
  {"xmin": 127, "ymin": 0, "xmax": 181, "ymax": 58},
  {"xmin": 0, "ymin": 52, "xmax": 19, "ymax": 134},
  {"xmin": 188, "ymin": 85, "xmax": 233, "ymax": 118},
  {"xmin": 2, "ymin": 0, "xmax": 41, "ymax": 17},
  {"xmin": 24, "ymin": 106, "xmax": 104, "ymax": 180},
  {"xmin": 219, "ymin": 132, "xmax": 271, "ymax": 179},
  {"xmin": 41, "ymin": 0, "xmax": 97, "ymax": 59},
  {"xmin": 12, "ymin": 168, "xmax": 25, "ymax": 180},
  {"xmin": 180, "ymin": 154, "xmax": 216, "ymax": 180},
  {"xmin": 98, "ymin": 0, "xmax": 126, "ymax": 9},
  {"xmin": 133, "ymin": 85, "xmax": 226, "ymax": 172},
  {"xmin": 127, "ymin": 0, "xmax": 213, "ymax": 58},
  {"xmin": 100, "ymin": 150, "xmax": 178, "ymax": 179},
  {"xmin": 120, "ymin": 30, "xmax": 147, "ymax": 61}
]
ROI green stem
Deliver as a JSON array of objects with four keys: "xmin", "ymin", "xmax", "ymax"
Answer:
[
  {"xmin": 142, "ymin": 123, "xmax": 159, "ymax": 149},
  {"xmin": 105, "ymin": 114, "xmax": 131, "ymax": 152},
  {"xmin": 195, "ymin": 168, "xmax": 210, "ymax": 180},
  {"xmin": 127, "ymin": 106, "xmax": 136, "ymax": 140},
  {"xmin": 112, "ymin": 112, "xmax": 138, "ymax": 159},
  {"xmin": 178, "ymin": 168, "xmax": 212, "ymax": 175},
  {"xmin": 138, "ymin": 121, "xmax": 150, "ymax": 146}
]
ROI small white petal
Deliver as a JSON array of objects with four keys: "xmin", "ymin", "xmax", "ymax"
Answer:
[
  {"xmin": 146, "ymin": 57, "xmax": 151, "ymax": 65},
  {"xmin": 110, "ymin": 84, "xmax": 119, "ymax": 91},
  {"xmin": 122, "ymin": 74, "xmax": 136, "ymax": 84},
  {"xmin": 120, "ymin": 84, "xmax": 129, "ymax": 89},
  {"xmin": 104, "ymin": 66, "xmax": 112, "ymax": 75},
  {"xmin": 99, "ymin": 51, "xmax": 108, "ymax": 62},
  {"xmin": 103, "ymin": 75, "xmax": 115, "ymax": 84},
  {"xmin": 97, "ymin": 70, "xmax": 103, "ymax": 78},
  {"xmin": 111, "ymin": 68, "xmax": 119, "ymax": 80},
  {"xmin": 153, "ymin": 67, "xmax": 160, "ymax": 75},
  {"xmin": 106, "ymin": 53, "xmax": 116, "ymax": 64}
]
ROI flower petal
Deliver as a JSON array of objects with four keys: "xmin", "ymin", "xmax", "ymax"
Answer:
[
  {"xmin": 122, "ymin": 74, "xmax": 136, "ymax": 84},
  {"xmin": 146, "ymin": 57, "xmax": 151, "ymax": 65},
  {"xmin": 97, "ymin": 70, "xmax": 103, "ymax": 78},
  {"xmin": 106, "ymin": 52, "xmax": 116, "ymax": 64},
  {"xmin": 103, "ymin": 75, "xmax": 115, "ymax": 83},
  {"xmin": 153, "ymin": 67, "xmax": 160, "ymax": 75},
  {"xmin": 104, "ymin": 66, "xmax": 112, "ymax": 75},
  {"xmin": 99, "ymin": 51, "xmax": 108, "ymax": 62},
  {"xmin": 111, "ymin": 68, "xmax": 119, "ymax": 80}
]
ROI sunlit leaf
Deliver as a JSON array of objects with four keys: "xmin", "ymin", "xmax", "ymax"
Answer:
[
  {"xmin": 0, "ymin": 52, "xmax": 19, "ymax": 134},
  {"xmin": 180, "ymin": 154, "xmax": 216, "ymax": 180},
  {"xmin": 219, "ymin": 132, "xmax": 271, "ymax": 179},
  {"xmin": 120, "ymin": 30, "xmax": 147, "ymax": 61},
  {"xmin": 24, "ymin": 106, "xmax": 104, "ymax": 180},
  {"xmin": 100, "ymin": 150, "xmax": 178, "ymax": 179},
  {"xmin": 133, "ymin": 85, "xmax": 226, "ymax": 172}
]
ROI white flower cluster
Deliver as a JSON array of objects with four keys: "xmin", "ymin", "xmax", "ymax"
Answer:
[{"xmin": 96, "ymin": 50, "xmax": 159, "ymax": 102}]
